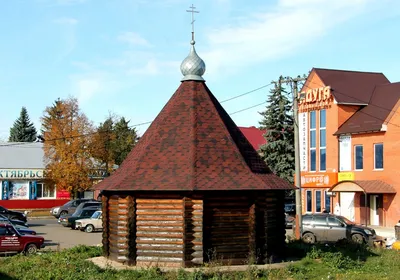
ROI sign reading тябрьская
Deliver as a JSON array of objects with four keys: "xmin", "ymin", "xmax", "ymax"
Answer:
[{"xmin": 0, "ymin": 169, "xmax": 44, "ymax": 179}]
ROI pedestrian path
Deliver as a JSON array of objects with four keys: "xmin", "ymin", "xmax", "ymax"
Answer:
[{"xmin": 370, "ymin": 226, "xmax": 396, "ymax": 239}]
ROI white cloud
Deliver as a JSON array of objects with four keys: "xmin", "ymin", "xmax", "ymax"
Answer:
[
  {"xmin": 202, "ymin": 0, "xmax": 373, "ymax": 76},
  {"xmin": 54, "ymin": 17, "xmax": 78, "ymax": 59},
  {"xmin": 118, "ymin": 32, "xmax": 151, "ymax": 47},
  {"xmin": 127, "ymin": 58, "xmax": 180, "ymax": 76}
]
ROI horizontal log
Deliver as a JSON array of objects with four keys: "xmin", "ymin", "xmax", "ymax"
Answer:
[
  {"xmin": 137, "ymin": 205, "xmax": 184, "ymax": 210},
  {"xmin": 136, "ymin": 233, "xmax": 183, "ymax": 238},
  {"xmin": 136, "ymin": 199, "xmax": 183, "ymax": 204},
  {"xmin": 137, "ymin": 216, "xmax": 183, "ymax": 221},
  {"xmin": 136, "ymin": 245, "xmax": 184, "ymax": 250},
  {"xmin": 136, "ymin": 239, "xmax": 183, "ymax": 245},
  {"xmin": 137, "ymin": 251, "xmax": 184, "ymax": 257},
  {"xmin": 136, "ymin": 211, "xmax": 183, "ymax": 215},
  {"xmin": 136, "ymin": 221, "xmax": 183, "ymax": 226},
  {"xmin": 136, "ymin": 227, "xmax": 184, "ymax": 233}
]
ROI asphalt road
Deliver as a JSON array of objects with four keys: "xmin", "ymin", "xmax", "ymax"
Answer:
[{"xmin": 28, "ymin": 218, "xmax": 102, "ymax": 251}]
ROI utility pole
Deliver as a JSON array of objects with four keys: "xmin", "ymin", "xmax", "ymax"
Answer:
[{"xmin": 274, "ymin": 75, "xmax": 306, "ymax": 239}]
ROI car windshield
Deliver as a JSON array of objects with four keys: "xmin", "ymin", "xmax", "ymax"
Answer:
[
  {"xmin": 0, "ymin": 206, "xmax": 6, "ymax": 212},
  {"xmin": 64, "ymin": 201, "xmax": 73, "ymax": 207},
  {"xmin": 72, "ymin": 209, "xmax": 82, "ymax": 217},
  {"xmin": 339, "ymin": 216, "xmax": 355, "ymax": 225},
  {"xmin": 91, "ymin": 211, "xmax": 101, "ymax": 219}
]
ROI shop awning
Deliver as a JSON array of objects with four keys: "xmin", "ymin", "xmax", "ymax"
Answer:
[{"xmin": 329, "ymin": 180, "xmax": 396, "ymax": 194}]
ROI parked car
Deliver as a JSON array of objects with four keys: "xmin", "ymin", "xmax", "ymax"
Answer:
[
  {"xmin": 294, "ymin": 213, "xmax": 378, "ymax": 244},
  {"xmin": 285, "ymin": 213, "xmax": 295, "ymax": 228},
  {"xmin": 59, "ymin": 207, "xmax": 100, "ymax": 229},
  {"xmin": 50, "ymin": 199, "xmax": 97, "ymax": 218},
  {"xmin": 72, "ymin": 201, "xmax": 101, "ymax": 216},
  {"xmin": 0, "ymin": 215, "xmax": 34, "ymax": 235},
  {"xmin": 0, "ymin": 205, "xmax": 27, "ymax": 223},
  {"xmin": 75, "ymin": 210, "xmax": 103, "ymax": 233},
  {"xmin": 0, "ymin": 214, "xmax": 28, "ymax": 228},
  {"xmin": 0, "ymin": 223, "xmax": 44, "ymax": 255}
]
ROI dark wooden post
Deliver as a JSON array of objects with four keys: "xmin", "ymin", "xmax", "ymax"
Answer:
[
  {"xmin": 249, "ymin": 200, "xmax": 257, "ymax": 264},
  {"xmin": 101, "ymin": 194, "xmax": 109, "ymax": 257},
  {"xmin": 127, "ymin": 195, "xmax": 136, "ymax": 265}
]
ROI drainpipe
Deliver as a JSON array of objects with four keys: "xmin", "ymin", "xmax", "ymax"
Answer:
[{"xmin": 364, "ymin": 191, "xmax": 368, "ymax": 226}]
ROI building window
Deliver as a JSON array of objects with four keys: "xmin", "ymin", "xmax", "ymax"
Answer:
[
  {"xmin": 37, "ymin": 183, "xmax": 56, "ymax": 199},
  {"xmin": 306, "ymin": 190, "xmax": 312, "ymax": 212},
  {"xmin": 325, "ymin": 190, "xmax": 331, "ymax": 213},
  {"xmin": 310, "ymin": 111, "xmax": 317, "ymax": 171},
  {"xmin": 315, "ymin": 190, "xmax": 321, "ymax": 212},
  {"xmin": 374, "ymin": 143, "xmax": 384, "ymax": 169},
  {"xmin": 354, "ymin": 145, "xmax": 363, "ymax": 170},
  {"xmin": 319, "ymin": 110, "xmax": 326, "ymax": 171}
]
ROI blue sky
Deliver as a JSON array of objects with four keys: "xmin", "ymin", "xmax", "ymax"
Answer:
[{"xmin": 1, "ymin": 0, "xmax": 400, "ymax": 140}]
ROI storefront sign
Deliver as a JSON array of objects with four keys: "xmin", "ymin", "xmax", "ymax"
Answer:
[
  {"xmin": 299, "ymin": 112, "xmax": 308, "ymax": 171},
  {"xmin": 299, "ymin": 86, "xmax": 333, "ymax": 112},
  {"xmin": 339, "ymin": 135, "xmax": 352, "ymax": 171},
  {"xmin": 338, "ymin": 172, "xmax": 355, "ymax": 182},
  {"xmin": 9, "ymin": 182, "xmax": 29, "ymax": 200},
  {"xmin": 299, "ymin": 172, "xmax": 338, "ymax": 187},
  {"xmin": 0, "ymin": 169, "xmax": 43, "ymax": 179}
]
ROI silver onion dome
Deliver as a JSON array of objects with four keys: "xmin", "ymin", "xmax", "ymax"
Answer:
[{"xmin": 180, "ymin": 40, "xmax": 206, "ymax": 81}]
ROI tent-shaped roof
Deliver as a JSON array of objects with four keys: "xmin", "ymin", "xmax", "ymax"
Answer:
[{"xmin": 95, "ymin": 81, "xmax": 292, "ymax": 191}]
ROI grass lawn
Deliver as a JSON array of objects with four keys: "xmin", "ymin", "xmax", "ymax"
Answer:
[{"xmin": 0, "ymin": 242, "xmax": 399, "ymax": 280}]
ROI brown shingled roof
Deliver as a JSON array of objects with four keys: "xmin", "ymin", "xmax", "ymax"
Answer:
[
  {"xmin": 94, "ymin": 81, "xmax": 293, "ymax": 191},
  {"xmin": 335, "ymin": 82, "xmax": 400, "ymax": 135},
  {"xmin": 314, "ymin": 68, "xmax": 390, "ymax": 104},
  {"xmin": 354, "ymin": 180, "xmax": 396, "ymax": 194}
]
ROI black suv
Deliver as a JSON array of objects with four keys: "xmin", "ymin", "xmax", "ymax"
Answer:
[
  {"xmin": 294, "ymin": 213, "xmax": 377, "ymax": 245},
  {"xmin": 0, "ymin": 205, "xmax": 27, "ymax": 223}
]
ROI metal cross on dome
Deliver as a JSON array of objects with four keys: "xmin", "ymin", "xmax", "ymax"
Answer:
[{"xmin": 186, "ymin": 4, "xmax": 199, "ymax": 42}]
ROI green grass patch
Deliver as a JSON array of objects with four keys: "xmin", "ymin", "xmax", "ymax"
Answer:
[{"xmin": 0, "ymin": 244, "xmax": 400, "ymax": 279}]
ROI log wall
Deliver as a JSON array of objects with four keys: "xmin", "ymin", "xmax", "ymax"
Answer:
[
  {"xmin": 102, "ymin": 191, "xmax": 286, "ymax": 267},
  {"xmin": 108, "ymin": 195, "xmax": 135, "ymax": 264},
  {"xmin": 203, "ymin": 196, "xmax": 251, "ymax": 265},
  {"xmin": 135, "ymin": 198, "xmax": 185, "ymax": 267}
]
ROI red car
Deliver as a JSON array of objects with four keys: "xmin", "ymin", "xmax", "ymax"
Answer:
[{"xmin": 0, "ymin": 223, "xmax": 45, "ymax": 255}]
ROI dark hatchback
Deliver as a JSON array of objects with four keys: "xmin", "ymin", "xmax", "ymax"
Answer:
[
  {"xmin": 294, "ymin": 213, "xmax": 378, "ymax": 245},
  {"xmin": 59, "ymin": 207, "xmax": 100, "ymax": 229},
  {"xmin": 0, "ymin": 205, "xmax": 27, "ymax": 223}
]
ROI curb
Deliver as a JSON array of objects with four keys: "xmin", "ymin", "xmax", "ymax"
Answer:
[{"xmin": 28, "ymin": 216, "xmax": 55, "ymax": 220}]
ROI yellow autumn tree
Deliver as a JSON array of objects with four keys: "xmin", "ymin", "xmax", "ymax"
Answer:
[{"xmin": 41, "ymin": 97, "xmax": 94, "ymax": 197}]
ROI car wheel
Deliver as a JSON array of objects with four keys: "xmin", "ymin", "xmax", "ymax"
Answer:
[
  {"xmin": 59, "ymin": 211, "xmax": 68, "ymax": 217},
  {"xmin": 302, "ymin": 232, "xmax": 316, "ymax": 244},
  {"xmin": 351, "ymin": 233, "xmax": 364, "ymax": 244},
  {"xmin": 25, "ymin": 244, "xmax": 38, "ymax": 255},
  {"xmin": 85, "ymin": 224, "xmax": 94, "ymax": 233}
]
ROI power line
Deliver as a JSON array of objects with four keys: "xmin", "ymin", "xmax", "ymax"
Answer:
[
  {"xmin": 301, "ymin": 82, "xmax": 400, "ymax": 129},
  {"xmin": 0, "ymin": 83, "xmax": 275, "ymax": 147}
]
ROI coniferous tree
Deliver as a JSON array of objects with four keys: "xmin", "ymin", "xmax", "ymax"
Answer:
[
  {"xmin": 259, "ymin": 77, "xmax": 295, "ymax": 184},
  {"xmin": 9, "ymin": 107, "xmax": 37, "ymax": 142}
]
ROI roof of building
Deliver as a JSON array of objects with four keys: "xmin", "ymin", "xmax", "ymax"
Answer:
[
  {"xmin": 94, "ymin": 81, "xmax": 293, "ymax": 191},
  {"xmin": 335, "ymin": 82, "xmax": 400, "ymax": 135},
  {"xmin": 238, "ymin": 126, "xmax": 266, "ymax": 151},
  {"xmin": 330, "ymin": 180, "xmax": 396, "ymax": 194},
  {"xmin": 313, "ymin": 68, "xmax": 390, "ymax": 105},
  {"xmin": 0, "ymin": 142, "xmax": 45, "ymax": 169}
]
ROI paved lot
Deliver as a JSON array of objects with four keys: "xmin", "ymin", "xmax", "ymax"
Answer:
[{"xmin": 28, "ymin": 218, "xmax": 102, "ymax": 250}]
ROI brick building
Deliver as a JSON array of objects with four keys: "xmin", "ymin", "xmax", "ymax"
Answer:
[{"xmin": 299, "ymin": 68, "xmax": 400, "ymax": 227}]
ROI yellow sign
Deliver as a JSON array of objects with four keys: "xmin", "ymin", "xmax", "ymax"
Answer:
[
  {"xmin": 299, "ymin": 86, "xmax": 333, "ymax": 112},
  {"xmin": 338, "ymin": 172, "xmax": 354, "ymax": 182}
]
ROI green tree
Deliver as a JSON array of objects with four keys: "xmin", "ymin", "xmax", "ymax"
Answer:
[
  {"xmin": 111, "ymin": 117, "xmax": 138, "ymax": 166},
  {"xmin": 90, "ymin": 116, "xmax": 138, "ymax": 170},
  {"xmin": 259, "ymin": 78, "xmax": 295, "ymax": 185},
  {"xmin": 9, "ymin": 107, "xmax": 37, "ymax": 142}
]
